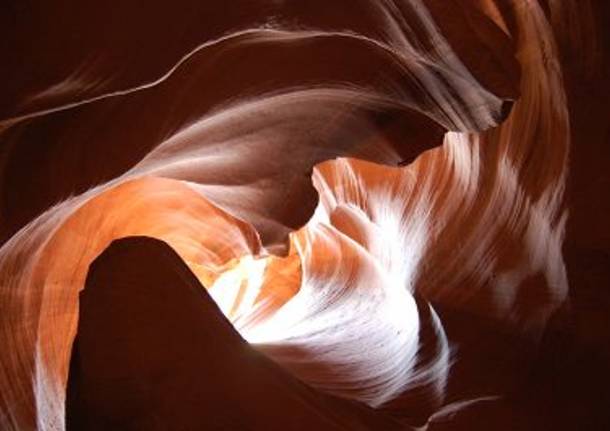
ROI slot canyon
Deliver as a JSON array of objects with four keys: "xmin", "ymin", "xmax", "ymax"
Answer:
[{"xmin": 0, "ymin": 1, "xmax": 609, "ymax": 429}]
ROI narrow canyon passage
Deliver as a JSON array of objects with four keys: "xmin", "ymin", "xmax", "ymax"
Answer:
[{"xmin": 0, "ymin": 1, "xmax": 608, "ymax": 430}]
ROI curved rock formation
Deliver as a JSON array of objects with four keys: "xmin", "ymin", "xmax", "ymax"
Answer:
[
  {"xmin": 0, "ymin": 0, "xmax": 608, "ymax": 430},
  {"xmin": 66, "ymin": 236, "xmax": 406, "ymax": 430}
]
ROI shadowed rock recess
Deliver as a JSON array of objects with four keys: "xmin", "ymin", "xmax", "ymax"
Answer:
[{"xmin": 66, "ymin": 236, "xmax": 404, "ymax": 431}]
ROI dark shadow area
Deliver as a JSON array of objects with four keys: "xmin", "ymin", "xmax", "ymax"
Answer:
[{"xmin": 66, "ymin": 236, "xmax": 405, "ymax": 431}]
